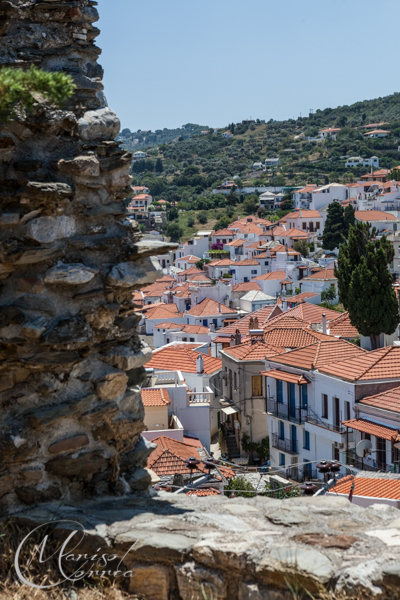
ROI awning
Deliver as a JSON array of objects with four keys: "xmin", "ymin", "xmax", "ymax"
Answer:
[
  {"xmin": 221, "ymin": 406, "xmax": 240, "ymax": 415},
  {"xmin": 342, "ymin": 418, "xmax": 399, "ymax": 441},
  {"xmin": 260, "ymin": 369, "xmax": 310, "ymax": 385}
]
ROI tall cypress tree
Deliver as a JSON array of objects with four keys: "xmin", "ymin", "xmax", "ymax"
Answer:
[
  {"xmin": 335, "ymin": 222, "xmax": 398, "ymax": 349},
  {"xmin": 344, "ymin": 204, "xmax": 355, "ymax": 237},
  {"xmin": 322, "ymin": 201, "xmax": 345, "ymax": 250}
]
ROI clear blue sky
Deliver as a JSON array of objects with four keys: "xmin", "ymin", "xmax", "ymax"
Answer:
[{"xmin": 97, "ymin": 0, "xmax": 400, "ymax": 132}]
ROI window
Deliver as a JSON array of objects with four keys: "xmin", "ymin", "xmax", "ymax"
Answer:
[
  {"xmin": 304, "ymin": 460, "xmax": 312, "ymax": 476},
  {"xmin": 182, "ymin": 337, "xmax": 187, "ymax": 342},
  {"xmin": 303, "ymin": 430, "xmax": 310, "ymax": 450},
  {"xmin": 166, "ymin": 338, "xmax": 170, "ymax": 343},
  {"xmin": 344, "ymin": 401, "xmax": 350, "ymax": 421},
  {"xmin": 302, "ymin": 222, "xmax": 307, "ymax": 230},
  {"xmin": 301, "ymin": 385, "xmax": 308, "ymax": 409},
  {"xmin": 277, "ymin": 379, "xmax": 283, "ymax": 403},
  {"xmin": 316, "ymin": 222, "xmax": 320, "ymax": 230},
  {"xmin": 189, "ymin": 337, "xmax": 195, "ymax": 342},
  {"xmin": 252, "ymin": 375, "xmax": 262, "ymax": 397},
  {"xmin": 279, "ymin": 453, "xmax": 285, "ymax": 467},
  {"xmin": 322, "ymin": 394, "xmax": 328, "ymax": 418},
  {"xmin": 234, "ymin": 372, "xmax": 237, "ymax": 390},
  {"xmin": 251, "ymin": 270, "xmax": 257, "ymax": 275},
  {"xmin": 279, "ymin": 420, "xmax": 284, "ymax": 439},
  {"xmin": 244, "ymin": 277, "xmax": 248, "ymax": 282},
  {"xmin": 264, "ymin": 261, "xmax": 269, "ymax": 266}
]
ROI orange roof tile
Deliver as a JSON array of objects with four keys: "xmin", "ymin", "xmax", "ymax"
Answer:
[
  {"xmin": 147, "ymin": 344, "xmax": 222, "ymax": 375},
  {"xmin": 282, "ymin": 209, "xmax": 322, "ymax": 219},
  {"xmin": 186, "ymin": 298, "xmax": 237, "ymax": 317},
  {"xmin": 207, "ymin": 259, "xmax": 235, "ymax": 267},
  {"xmin": 183, "ymin": 435, "xmax": 203, "ymax": 447},
  {"xmin": 139, "ymin": 304, "xmax": 183, "ymax": 320},
  {"xmin": 141, "ymin": 388, "xmax": 171, "ymax": 407},
  {"xmin": 359, "ymin": 385, "xmax": 400, "ymax": 414},
  {"xmin": 269, "ymin": 303, "xmax": 339, "ymax": 325},
  {"xmin": 271, "ymin": 226, "xmax": 287, "ymax": 236},
  {"xmin": 280, "ymin": 227, "xmax": 311, "ymax": 238},
  {"xmin": 253, "ymin": 271, "xmax": 287, "ymax": 281},
  {"xmin": 225, "ymin": 238, "xmax": 245, "ymax": 247},
  {"xmin": 232, "ymin": 259, "xmax": 260, "ymax": 266},
  {"xmin": 262, "ymin": 326, "xmax": 332, "ymax": 349},
  {"xmin": 186, "ymin": 488, "xmax": 221, "ymax": 496},
  {"xmin": 180, "ymin": 266, "xmax": 203, "ymax": 276},
  {"xmin": 320, "ymin": 346, "xmax": 400, "ymax": 382},
  {"xmin": 223, "ymin": 340, "xmax": 285, "ymax": 361},
  {"xmin": 232, "ymin": 282, "xmax": 262, "ymax": 292},
  {"xmin": 148, "ymin": 435, "xmax": 204, "ymax": 476},
  {"xmin": 303, "ymin": 268, "xmax": 336, "ymax": 281},
  {"xmin": 355, "ymin": 210, "xmax": 399, "ymax": 222},
  {"xmin": 152, "ymin": 322, "xmax": 209, "ymax": 334},
  {"xmin": 187, "ymin": 273, "xmax": 212, "ymax": 283},
  {"xmin": 174, "ymin": 255, "xmax": 199, "ymax": 264},
  {"xmin": 330, "ymin": 475, "xmax": 400, "ymax": 500},
  {"xmin": 212, "ymin": 228, "xmax": 235, "ymax": 236},
  {"xmin": 292, "ymin": 188, "xmax": 318, "ymax": 196},
  {"xmin": 342, "ymin": 418, "xmax": 399, "ymax": 441},
  {"xmin": 328, "ymin": 311, "xmax": 359, "ymax": 339},
  {"xmin": 267, "ymin": 339, "xmax": 366, "ymax": 371},
  {"xmin": 286, "ymin": 292, "xmax": 319, "ymax": 303},
  {"xmin": 221, "ymin": 305, "xmax": 282, "ymax": 336},
  {"xmin": 261, "ymin": 369, "xmax": 311, "ymax": 384}
]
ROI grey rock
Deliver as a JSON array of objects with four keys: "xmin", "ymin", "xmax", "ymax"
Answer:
[
  {"xmin": 58, "ymin": 155, "xmax": 100, "ymax": 177},
  {"xmin": 175, "ymin": 562, "xmax": 227, "ymax": 600},
  {"xmin": 96, "ymin": 372, "xmax": 129, "ymax": 400},
  {"xmin": 78, "ymin": 107, "xmax": 120, "ymax": 142},
  {"xmin": 107, "ymin": 256, "xmax": 163, "ymax": 289},
  {"xmin": 46, "ymin": 451, "xmax": 109, "ymax": 479},
  {"xmin": 24, "ymin": 181, "xmax": 73, "ymax": 199},
  {"xmin": 102, "ymin": 344, "xmax": 152, "ymax": 371},
  {"xmin": 131, "ymin": 239, "xmax": 178, "ymax": 258},
  {"xmin": 21, "ymin": 317, "xmax": 47, "ymax": 339},
  {"xmin": 44, "ymin": 262, "xmax": 99, "ymax": 285},
  {"xmin": 267, "ymin": 509, "xmax": 310, "ymax": 527},
  {"xmin": 26, "ymin": 216, "xmax": 76, "ymax": 243},
  {"xmin": 15, "ymin": 484, "xmax": 61, "ymax": 505},
  {"xmin": 26, "ymin": 394, "xmax": 94, "ymax": 429},
  {"xmin": 128, "ymin": 467, "xmax": 152, "ymax": 491},
  {"xmin": 14, "ymin": 294, "xmax": 56, "ymax": 315},
  {"xmin": 44, "ymin": 316, "xmax": 94, "ymax": 347},
  {"xmin": 20, "ymin": 351, "xmax": 80, "ymax": 366},
  {"xmin": 119, "ymin": 388, "xmax": 145, "ymax": 419},
  {"xmin": 0, "ymin": 213, "xmax": 19, "ymax": 225},
  {"xmin": 270, "ymin": 547, "xmax": 333, "ymax": 583},
  {"xmin": 0, "ymin": 305, "xmax": 25, "ymax": 327},
  {"xmin": 12, "ymin": 248, "xmax": 62, "ymax": 265}
]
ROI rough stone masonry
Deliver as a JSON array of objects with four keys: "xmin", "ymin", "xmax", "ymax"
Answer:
[{"xmin": 0, "ymin": 0, "xmax": 175, "ymax": 508}]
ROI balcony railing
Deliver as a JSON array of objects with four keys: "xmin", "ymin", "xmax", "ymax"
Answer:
[
  {"xmin": 347, "ymin": 457, "xmax": 388, "ymax": 472},
  {"xmin": 271, "ymin": 433, "xmax": 298, "ymax": 455},
  {"xmin": 267, "ymin": 399, "xmax": 308, "ymax": 424},
  {"xmin": 187, "ymin": 388, "xmax": 213, "ymax": 405},
  {"xmin": 305, "ymin": 414, "xmax": 346, "ymax": 434}
]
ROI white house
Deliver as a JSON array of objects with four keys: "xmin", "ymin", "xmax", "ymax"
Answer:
[
  {"xmin": 319, "ymin": 128, "xmax": 341, "ymax": 139},
  {"xmin": 300, "ymin": 268, "xmax": 338, "ymax": 304},
  {"xmin": 239, "ymin": 290, "xmax": 275, "ymax": 312},
  {"xmin": 127, "ymin": 193, "xmax": 152, "ymax": 212},
  {"xmin": 211, "ymin": 229, "xmax": 235, "ymax": 246},
  {"xmin": 222, "ymin": 131, "xmax": 234, "ymax": 138},
  {"xmin": 345, "ymin": 156, "xmax": 379, "ymax": 168},
  {"xmin": 229, "ymin": 259, "xmax": 261, "ymax": 283},
  {"xmin": 293, "ymin": 185, "xmax": 318, "ymax": 209},
  {"xmin": 265, "ymin": 158, "xmax": 280, "ymax": 167},
  {"xmin": 281, "ymin": 209, "xmax": 324, "ymax": 235},
  {"xmin": 174, "ymin": 255, "xmax": 199, "ymax": 271},
  {"xmin": 251, "ymin": 271, "xmax": 287, "ymax": 297},
  {"xmin": 310, "ymin": 184, "xmax": 348, "ymax": 211},
  {"xmin": 153, "ymin": 322, "xmax": 211, "ymax": 348},
  {"xmin": 354, "ymin": 210, "xmax": 400, "ymax": 234},
  {"xmin": 132, "ymin": 150, "xmax": 147, "ymax": 160},
  {"xmin": 364, "ymin": 130, "xmax": 390, "ymax": 138},
  {"xmin": 186, "ymin": 297, "xmax": 238, "ymax": 329},
  {"xmin": 176, "ymin": 235, "xmax": 210, "ymax": 260}
]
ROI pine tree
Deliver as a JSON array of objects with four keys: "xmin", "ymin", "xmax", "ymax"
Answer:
[
  {"xmin": 335, "ymin": 222, "xmax": 398, "ymax": 349},
  {"xmin": 343, "ymin": 204, "xmax": 355, "ymax": 237},
  {"xmin": 322, "ymin": 201, "xmax": 345, "ymax": 250},
  {"xmin": 155, "ymin": 158, "xmax": 163, "ymax": 173}
]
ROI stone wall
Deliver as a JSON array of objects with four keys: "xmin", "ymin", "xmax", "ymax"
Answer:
[
  {"xmin": 14, "ymin": 493, "xmax": 400, "ymax": 599},
  {"xmin": 0, "ymin": 0, "xmax": 175, "ymax": 508}
]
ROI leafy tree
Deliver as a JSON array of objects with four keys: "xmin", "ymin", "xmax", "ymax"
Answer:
[
  {"xmin": 197, "ymin": 212, "xmax": 208, "ymax": 224},
  {"xmin": 165, "ymin": 221, "xmax": 182, "ymax": 242},
  {"xmin": 0, "ymin": 66, "xmax": 75, "ymax": 121},
  {"xmin": 344, "ymin": 204, "xmax": 355, "ymax": 237},
  {"xmin": 121, "ymin": 128, "xmax": 131, "ymax": 136},
  {"xmin": 243, "ymin": 196, "xmax": 259, "ymax": 215},
  {"xmin": 224, "ymin": 476, "xmax": 255, "ymax": 498},
  {"xmin": 155, "ymin": 158, "xmax": 163, "ymax": 173},
  {"xmin": 167, "ymin": 207, "xmax": 179, "ymax": 221},
  {"xmin": 187, "ymin": 216, "xmax": 195, "ymax": 228},
  {"xmin": 293, "ymin": 239, "xmax": 309, "ymax": 258},
  {"xmin": 335, "ymin": 222, "xmax": 399, "ymax": 349},
  {"xmin": 322, "ymin": 201, "xmax": 345, "ymax": 250},
  {"xmin": 214, "ymin": 215, "xmax": 231, "ymax": 231},
  {"xmin": 138, "ymin": 223, "xmax": 146, "ymax": 233},
  {"xmin": 321, "ymin": 286, "xmax": 337, "ymax": 306}
]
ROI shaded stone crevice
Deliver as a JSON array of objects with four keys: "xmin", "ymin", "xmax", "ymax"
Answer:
[{"xmin": 0, "ymin": 0, "xmax": 176, "ymax": 509}]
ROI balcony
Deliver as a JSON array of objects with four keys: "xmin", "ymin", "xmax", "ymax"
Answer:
[
  {"xmin": 267, "ymin": 399, "xmax": 308, "ymax": 424},
  {"xmin": 271, "ymin": 433, "xmax": 298, "ymax": 455},
  {"xmin": 305, "ymin": 414, "xmax": 349, "ymax": 444},
  {"xmin": 187, "ymin": 386, "xmax": 214, "ymax": 405}
]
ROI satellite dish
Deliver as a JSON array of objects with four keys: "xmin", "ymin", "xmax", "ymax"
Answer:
[
  {"xmin": 394, "ymin": 442, "xmax": 400, "ymax": 451},
  {"xmin": 356, "ymin": 439, "xmax": 372, "ymax": 458}
]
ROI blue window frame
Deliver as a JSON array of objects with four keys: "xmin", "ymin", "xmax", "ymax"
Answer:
[
  {"xmin": 251, "ymin": 270, "xmax": 257, "ymax": 274},
  {"xmin": 291, "ymin": 424, "xmax": 297, "ymax": 453},
  {"xmin": 288, "ymin": 382, "xmax": 295, "ymax": 417},
  {"xmin": 277, "ymin": 380, "xmax": 283, "ymax": 404},
  {"xmin": 303, "ymin": 430, "xmax": 310, "ymax": 450},
  {"xmin": 301, "ymin": 385, "xmax": 308, "ymax": 409},
  {"xmin": 304, "ymin": 460, "xmax": 312, "ymax": 476},
  {"xmin": 279, "ymin": 420, "xmax": 284, "ymax": 440},
  {"xmin": 279, "ymin": 453, "xmax": 285, "ymax": 466},
  {"xmin": 203, "ymin": 319, "xmax": 208, "ymax": 327}
]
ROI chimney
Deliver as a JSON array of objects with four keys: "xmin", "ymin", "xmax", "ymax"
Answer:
[
  {"xmin": 196, "ymin": 353, "xmax": 204, "ymax": 374},
  {"xmin": 218, "ymin": 302, "xmax": 221, "ymax": 313},
  {"xmin": 210, "ymin": 322, "xmax": 215, "ymax": 332},
  {"xmin": 322, "ymin": 313, "xmax": 327, "ymax": 335},
  {"xmin": 299, "ymin": 209, "xmax": 302, "ymax": 218},
  {"xmin": 282, "ymin": 300, "xmax": 288, "ymax": 312},
  {"xmin": 230, "ymin": 335, "xmax": 235, "ymax": 347}
]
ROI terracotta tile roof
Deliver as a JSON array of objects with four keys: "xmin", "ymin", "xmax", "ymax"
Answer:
[
  {"xmin": 355, "ymin": 210, "xmax": 399, "ymax": 222},
  {"xmin": 186, "ymin": 298, "xmax": 237, "ymax": 317},
  {"xmin": 328, "ymin": 311, "xmax": 359, "ymax": 338},
  {"xmin": 303, "ymin": 268, "xmax": 337, "ymax": 281},
  {"xmin": 292, "ymin": 189, "xmax": 318, "ymax": 197},
  {"xmin": 342, "ymin": 418, "xmax": 399, "ymax": 441},
  {"xmin": 141, "ymin": 282, "xmax": 171, "ymax": 294},
  {"xmin": 262, "ymin": 326, "xmax": 332, "ymax": 349},
  {"xmin": 286, "ymin": 292, "xmax": 319, "ymax": 303},
  {"xmin": 232, "ymin": 282, "xmax": 262, "ymax": 292},
  {"xmin": 269, "ymin": 303, "xmax": 339, "ymax": 325},
  {"xmin": 319, "ymin": 346, "xmax": 400, "ymax": 382},
  {"xmin": 139, "ymin": 304, "xmax": 183, "ymax": 320},
  {"xmin": 225, "ymin": 238, "xmax": 244, "ymax": 247},
  {"xmin": 223, "ymin": 340, "xmax": 285, "ymax": 361},
  {"xmin": 175, "ymin": 255, "xmax": 199, "ymax": 264},
  {"xmin": 271, "ymin": 226, "xmax": 287, "ymax": 236},
  {"xmin": 319, "ymin": 128, "xmax": 341, "ymax": 133},
  {"xmin": 183, "ymin": 435, "xmax": 203, "ymax": 447},
  {"xmin": 255, "ymin": 245, "xmax": 288, "ymax": 259},
  {"xmin": 187, "ymin": 273, "xmax": 213, "ymax": 283},
  {"xmin": 212, "ymin": 228, "xmax": 235, "ymax": 236},
  {"xmin": 153, "ymin": 322, "xmax": 183, "ymax": 330},
  {"xmin": 147, "ymin": 344, "xmax": 222, "ymax": 375},
  {"xmin": 148, "ymin": 435, "xmax": 204, "ymax": 476},
  {"xmin": 186, "ymin": 488, "xmax": 221, "ymax": 496},
  {"xmin": 268, "ymin": 339, "xmax": 366, "ymax": 371},
  {"xmin": 280, "ymin": 227, "xmax": 310, "ymax": 238},
  {"xmin": 153, "ymin": 323, "xmax": 209, "ymax": 334},
  {"xmin": 207, "ymin": 259, "xmax": 235, "ymax": 267},
  {"xmin": 145, "ymin": 290, "xmax": 167, "ymax": 298},
  {"xmin": 261, "ymin": 369, "xmax": 311, "ymax": 385},
  {"xmin": 359, "ymin": 385, "xmax": 400, "ymax": 414},
  {"xmin": 237, "ymin": 225, "xmax": 265, "ymax": 234},
  {"xmin": 253, "ymin": 271, "xmax": 287, "ymax": 281},
  {"xmin": 330, "ymin": 475, "xmax": 400, "ymax": 500},
  {"xmin": 245, "ymin": 241, "xmax": 265, "ymax": 249},
  {"xmin": 180, "ymin": 266, "xmax": 203, "ymax": 276},
  {"xmin": 141, "ymin": 388, "xmax": 171, "ymax": 407},
  {"xmin": 364, "ymin": 130, "xmax": 391, "ymax": 135},
  {"xmin": 221, "ymin": 305, "xmax": 282, "ymax": 336},
  {"xmin": 232, "ymin": 259, "xmax": 260, "ymax": 266},
  {"xmin": 156, "ymin": 275, "xmax": 175, "ymax": 282}
]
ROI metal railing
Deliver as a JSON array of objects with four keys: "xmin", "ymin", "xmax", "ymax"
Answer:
[
  {"xmin": 305, "ymin": 411, "xmax": 346, "ymax": 434},
  {"xmin": 347, "ymin": 457, "xmax": 388, "ymax": 472},
  {"xmin": 271, "ymin": 433, "xmax": 298, "ymax": 455},
  {"xmin": 267, "ymin": 399, "xmax": 308, "ymax": 425}
]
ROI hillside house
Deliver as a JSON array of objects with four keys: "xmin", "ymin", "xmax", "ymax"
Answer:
[{"xmin": 364, "ymin": 130, "xmax": 391, "ymax": 138}]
